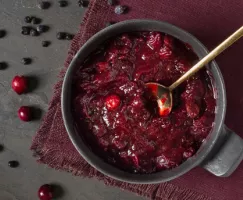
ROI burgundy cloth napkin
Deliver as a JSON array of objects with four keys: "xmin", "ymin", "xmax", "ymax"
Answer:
[{"xmin": 31, "ymin": 0, "xmax": 243, "ymax": 199}]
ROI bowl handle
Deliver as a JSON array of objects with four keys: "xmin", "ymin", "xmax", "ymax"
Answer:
[{"xmin": 201, "ymin": 126, "xmax": 243, "ymax": 177}]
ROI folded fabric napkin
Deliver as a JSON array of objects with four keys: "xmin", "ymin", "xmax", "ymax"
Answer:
[{"xmin": 31, "ymin": 0, "xmax": 243, "ymax": 199}]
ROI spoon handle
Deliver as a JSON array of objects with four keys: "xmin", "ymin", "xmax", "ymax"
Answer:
[{"xmin": 169, "ymin": 26, "xmax": 243, "ymax": 91}]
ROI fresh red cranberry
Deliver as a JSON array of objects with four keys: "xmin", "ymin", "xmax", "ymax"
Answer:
[
  {"xmin": 38, "ymin": 184, "xmax": 53, "ymax": 200},
  {"xmin": 105, "ymin": 94, "xmax": 121, "ymax": 110},
  {"xmin": 11, "ymin": 75, "xmax": 28, "ymax": 94},
  {"xmin": 18, "ymin": 106, "xmax": 31, "ymax": 122}
]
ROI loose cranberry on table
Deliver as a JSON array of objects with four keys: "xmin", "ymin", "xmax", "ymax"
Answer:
[
  {"xmin": 72, "ymin": 31, "xmax": 216, "ymax": 173},
  {"xmin": 18, "ymin": 106, "xmax": 32, "ymax": 122},
  {"xmin": 38, "ymin": 184, "xmax": 53, "ymax": 200},
  {"xmin": 11, "ymin": 75, "xmax": 28, "ymax": 94}
]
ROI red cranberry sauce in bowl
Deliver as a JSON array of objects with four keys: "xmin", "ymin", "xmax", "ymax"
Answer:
[{"xmin": 72, "ymin": 32, "xmax": 216, "ymax": 174}]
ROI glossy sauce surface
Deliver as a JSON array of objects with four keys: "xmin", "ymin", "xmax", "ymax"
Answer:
[{"xmin": 73, "ymin": 32, "xmax": 216, "ymax": 173}]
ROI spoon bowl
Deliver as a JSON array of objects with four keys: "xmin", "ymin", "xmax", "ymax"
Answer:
[{"xmin": 146, "ymin": 82, "xmax": 172, "ymax": 116}]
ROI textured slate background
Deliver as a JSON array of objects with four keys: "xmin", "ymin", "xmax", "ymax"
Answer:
[{"xmin": 0, "ymin": 0, "xmax": 143, "ymax": 199}]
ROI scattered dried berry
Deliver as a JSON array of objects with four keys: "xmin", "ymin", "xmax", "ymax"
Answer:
[
  {"xmin": 24, "ymin": 16, "xmax": 32, "ymax": 23},
  {"xmin": 38, "ymin": 1, "xmax": 51, "ymax": 9},
  {"xmin": 78, "ymin": 0, "xmax": 89, "ymax": 7},
  {"xmin": 30, "ymin": 29, "xmax": 39, "ymax": 36},
  {"xmin": 21, "ymin": 30, "xmax": 29, "ymax": 35},
  {"xmin": 0, "ymin": 144, "xmax": 3, "ymax": 152},
  {"xmin": 12, "ymin": 75, "xmax": 28, "ymax": 95},
  {"xmin": 32, "ymin": 17, "xmax": 41, "ymax": 25},
  {"xmin": 21, "ymin": 58, "xmax": 32, "ymax": 65},
  {"xmin": 37, "ymin": 25, "xmax": 49, "ymax": 33},
  {"xmin": 21, "ymin": 26, "xmax": 31, "ymax": 35},
  {"xmin": 8, "ymin": 161, "xmax": 19, "ymax": 168},
  {"xmin": 42, "ymin": 41, "xmax": 50, "ymax": 47},
  {"xmin": 18, "ymin": 106, "xmax": 32, "ymax": 122},
  {"xmin": 38, "ymin": 184, "xmax": 53, "ymax": 200},
  {"xmin": 0, "ymin": 30, "xmax": 6, "ymax": 38},
  {"xmin": 66, "ymin": 33, "xmax": 74, "ymax": 40},
  {"xmin": 58, "ymin": 0, "xmax": 68, "ymax": 7},
  {"xmin": 56, "ymin": 32, "xmax": 66, "ymax": 40},
  {"xmin": 0, "ymin": 62, "xmax": 8, "ymax": 69},
  {"xmin": 114, "ymin": 5, "xmax": 127, "ymax": 15}
]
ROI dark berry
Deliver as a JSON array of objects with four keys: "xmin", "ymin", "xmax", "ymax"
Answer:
[
  {"xmin": 38, "ymin": 184, "xmax": 53, "ymax": 200},
  {"xmin": 65, "ymin": 33, "xmax": 74, "ymax": 40},
  {"xmin": 56, "ymin": 32, "xmax": 66, "ymax": 40},
  {"xmin": 30, "ymin": 29, "xmax": 39, "ymax": 36},
  {"xmin": 21, "ymin": 30, "xmax": 30, "ymax": 35},
  {"xmin": 105, "ymin": 94, "xmax": 121, "ymax": 110},
  {"xmin": 21, "ymin": 26, "xmax": 31, "ymax": 35},
  {"xmin": 0, "ymin": 144, "xmax": 3, "ymax": 152},
  {"xmin": 114, "ymin": 5, "xmax": 127, "ymax": 15},
  {"xmin": 0, "ymin": 62, "xmax": 8, "ymax": 69},
  {"xmin": 38, "ymin": 1, "xmax": 51, "ymax": 9},
  {"xmin": 78, "ymin": 0, "xmax": 89, "ymax": 7},
  {"xmin": 32, "ymin": 17, "xmax": 41, "ymax": 25},
  {"xmin": 21, "ymin": 57, "xmax": 32, "ymax": 65},
  {"xmin": 58, "ymin": 0, "xmax": 68, "ymax": 7},
  {"xmin": 8, "ymin": 161, "xmax": 19, "ymax": 168},
  {"xmin": 11, "ymin": 75, "xmax": 28, "ymax": 95},
  {"xmin": 107, "ymin": 0, "xmax": 116, "ymax": 6},
  {"xmin": 24, "ymin": 16, "xmax": 32, "ymax": 23},
  {"xmin": 0, "ymin": 30, "xmax": 6, "ymax": 38},
  {"xmin": 42, "ymin": 41, "xmax": 50, "ymax": 47},
  {"xmin": 18, "ymin": 106, "xmax": 32, "ymax": 122},
  {"xmin": 37, "ymin": 25, "xmax": 49, "ymax": 33}
]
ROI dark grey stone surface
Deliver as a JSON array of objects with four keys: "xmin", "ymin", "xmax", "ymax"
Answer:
[{"xmin": 0, "ymin": 1, "xmax": 144, "ymax": 199}]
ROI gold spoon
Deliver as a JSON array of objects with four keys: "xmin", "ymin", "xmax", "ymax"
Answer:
[{"xmin": 146, "ymin": 26, "xmax": 243, "ymax": 116}]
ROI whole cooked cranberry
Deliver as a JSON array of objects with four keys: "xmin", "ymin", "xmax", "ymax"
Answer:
[
  {"xmin": 38, "ymin": 184, "xmax": 53, "ymax": 200},
  {"xmin": 12, "ymin": 75, "xmax": 28, "ymax": 94},
  {"xmin": 105, "ymin": 94, "xmax": 121, "ymax": 110},
  {"xmin": 18, "ymin": 106, "xmax": 31, "ymax": 122}
]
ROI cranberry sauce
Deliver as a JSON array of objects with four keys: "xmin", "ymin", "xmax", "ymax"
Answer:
[{"xmin": 72, "ymin": 32, "xmax": 216, "ymax": 174}]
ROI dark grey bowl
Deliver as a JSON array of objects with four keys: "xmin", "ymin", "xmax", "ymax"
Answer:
[{"xmin": 62, "ymin": 20, "xmax": 243, "ymax": 184}]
